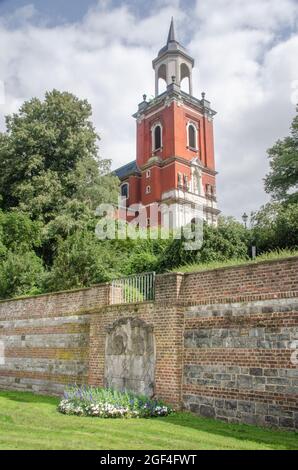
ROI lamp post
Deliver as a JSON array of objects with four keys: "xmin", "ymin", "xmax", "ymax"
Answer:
[{"xmin": 242, "ymin": 212, "xmax": 248, "ymax": 229}]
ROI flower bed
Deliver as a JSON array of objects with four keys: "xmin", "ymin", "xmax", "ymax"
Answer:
[{"xmin": 58, "ymin": 386, "xmax": 173, "ymax": 418}]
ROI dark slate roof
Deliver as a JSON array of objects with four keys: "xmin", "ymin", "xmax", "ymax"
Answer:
[
  {"xmin": 113, "ymin": 160, "xmax": 140, "ymax": 180},
  {"xmin": 157, "ymin": 18, "xmax": 193, "ymax": 64}
]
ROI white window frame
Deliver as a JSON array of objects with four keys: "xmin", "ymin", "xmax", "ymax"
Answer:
[
  {"xmin": 186, "ymin": 121, "xmax": 198, "ymax": 151},
  {"xmin": 145, "ymin": 185, "xmax": 151, "ymax": 194},
  {"xmin": 120, "ymin": 182, "xmax": 129, "ymax": 199},
  {"xmin": 151, "ymin": 121, "xmax": 163, "ymax": 152},
  {"xmin": 146, "ymin": 169, "xmax": 151, "ymax": 178}
]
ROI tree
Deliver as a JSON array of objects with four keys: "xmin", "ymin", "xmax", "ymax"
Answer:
[
  {"xmin": 0, "ymin": 90, "xmax": 119, "ymax": 268},
  {"xmin": 44, "ymin": 232, "xmax": 123, "ymax": 292},
  {"xmin": 251, "ymin": 202, "xmax": 298, "ymax": 252},
  {"xmin": 0, "ymin": 210, "xmax": 42, "ymax": 253},
  {"xmin": 0, "ymin": 211, "xmax": 44, "ymax": 299},
  {"xmin": 0, "ymin": 251, "xmax": 45, "ymax": 299},
  {"xmin": 264, "ymin": 107, "xmax": 298, "ymax": 204},
  {"xmin": 0, "ymin": 223, "xmax": 6, "ymax": 261},
  {"xmin": 0, "ymin": 90, "xmax": 119, "ymax": 220}
]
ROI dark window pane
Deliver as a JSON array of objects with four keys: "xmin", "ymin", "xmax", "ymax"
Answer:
[
  {"xmin": 154, "ymin": 125, "xmax": 161, "ymax": 150},
  {"xmin": 121, "ymin": 184, "xmax": 129, "ymax": 198},
  {"xmin": 189, "ymin": 125, "xmax": 196, "ymax": 149}
]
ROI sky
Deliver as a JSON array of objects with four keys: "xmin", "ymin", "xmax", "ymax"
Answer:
[{"xmin": 0, "ymin": 0, "xmax": 297, "ymax": 220}]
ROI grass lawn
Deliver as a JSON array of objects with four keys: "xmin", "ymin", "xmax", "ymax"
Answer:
[
  {"xmin": 0, "ymin": 391, "xmax": 297, "ymax": 450},
  {"xmin": 171, "ymin": 249, "xmax": 298, "ymax": 274}
]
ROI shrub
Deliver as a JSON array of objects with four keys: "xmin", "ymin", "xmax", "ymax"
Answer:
[
  {"xmin": 157, "ymin": 217, "xmax": 249, "ymax": 272},
  {"xmin": 58, "ymin": 385, "xmax": 173, "ymax": 419},
  {"xmin": 0, "ymin": 250, "xmax": 45, "ymax": 299}
]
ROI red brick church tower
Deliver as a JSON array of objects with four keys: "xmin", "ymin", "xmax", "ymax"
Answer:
[{"xmin": 115, "ymin": 19, "xmax": 220, "ymax": 227}]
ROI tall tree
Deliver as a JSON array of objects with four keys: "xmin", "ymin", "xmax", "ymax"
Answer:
[
  {"xmin": 264, "ymin": 107, "xmax": 298, "ymax": 204},
  {"xmin": 0, "ymin": 90, "xmax": 119, "ymax": 266},
  {"xmin": 0, "ymin": 90, "xmax": 119, "ymax": 220}
]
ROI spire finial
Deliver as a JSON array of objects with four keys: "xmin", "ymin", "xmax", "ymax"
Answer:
[{"xmin": 167, "ymin": 17, "xmax": 176, "ymax": 44}]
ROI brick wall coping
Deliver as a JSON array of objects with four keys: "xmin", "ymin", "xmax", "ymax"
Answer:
[{"xmin": 0, "ymin": 282, "xmax": 110, "ymax": 305}]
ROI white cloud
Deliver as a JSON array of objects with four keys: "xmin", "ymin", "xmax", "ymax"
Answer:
[{"xmin": 0, "ymin": 0, "xmax": 297, "ymax": 219}]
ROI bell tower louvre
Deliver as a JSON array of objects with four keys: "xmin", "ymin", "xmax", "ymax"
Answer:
[{"xmin": 114, "ymin": 18, "xmax": 220, "ymax": 228}]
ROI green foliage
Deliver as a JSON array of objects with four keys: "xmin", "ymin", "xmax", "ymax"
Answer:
[
  {"xmin": 0, "ymin": 90, "xmax": 118, "ymax": 215},
  {"xmin": 0, "ymin": 89, "xmax": 118, "ymax": 224},
  {"xmin": 59, "ymin": 386, "xmax": 172, "ymax": 418},
  {"xmin": 251, "ymin": 202, "xmax": 298, "ymax": 253},
  {"xmin": 44, "ymin": 231, "xmax": 122, "ymax": 292},
  {"xmin": 157, "ymin": 217, "xmax": 249, "ymax": 272},
  {"xmin": 0, "ymin": 224, "xmax": 7, "ymax": 261},
  {"xmin": 117, "ymin": 231, "xmax": 170, "ymax": 275},
  {"xmin": 0, "ymin": 251, "xmax": 44, "ymax": 299},
  {"xmin": 197, "ymin": 217, "xmax": 249, "ymax": 262},
  {"xmin": 0, "ymin": 211, "xmax": 44, "ymax": 299},
  {"xmin": 251, "ymin": 109, "xmax": 298, "ymax": 254},
  {"xmin": 0, "ymin": 90, "xmax": 120, "ymax": 299},
  {"xmin": 0, "ymin": 90, "xmax": 297, "ymax": 301},
  {"xmin": 125, "ymin": 251, "xmax": 158, "ymax": 274},
  {"xmin": 264, "ymin": 107, "xmax": 298, "ymax": 204},
  {"xmin": 0, "ymin": 210, "xmax": 42, "ymax": 252},
  {"xmin": 0, "ymin": 89, "xmax": 119, "ymax": 264}
]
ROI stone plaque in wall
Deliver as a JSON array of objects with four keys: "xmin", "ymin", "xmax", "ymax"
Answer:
[{"xmin": 104, "ymin": 317, "xmax": 155, "ymax": 397}]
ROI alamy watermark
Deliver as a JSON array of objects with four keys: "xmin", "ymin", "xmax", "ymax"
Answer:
[{"xmin": 95, "ymin": 198, "xmax": 204, "ymax": 250}]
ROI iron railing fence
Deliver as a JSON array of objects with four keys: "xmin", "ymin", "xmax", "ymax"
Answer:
[{"xmin": 111, "ymin": 272, "xmax": 156, "ymax": 305}]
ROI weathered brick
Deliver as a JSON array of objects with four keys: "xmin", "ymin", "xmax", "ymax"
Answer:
[{"xmin": 0, "ymin": 257, "xmax": 297, "ymax": 430}]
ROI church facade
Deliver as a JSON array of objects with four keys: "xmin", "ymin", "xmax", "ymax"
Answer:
[{"xmin": 115, "ymin": 19, "xmax": 220, "ymax": 228}]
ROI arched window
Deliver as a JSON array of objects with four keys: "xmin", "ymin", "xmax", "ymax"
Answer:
[
  {"xmin": 120, "ymin": 183, "xmax": 129, "ymax": 199},
  {"xmin": 188, "ymin": 124, "xmax": 197, "ymax": 150},
  {"xmin": 154, "ymin": 125, "xmax": 162, "ymax": 151}
]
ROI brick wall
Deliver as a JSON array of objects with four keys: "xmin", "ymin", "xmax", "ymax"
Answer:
[
  {"xmin": 0, "ymin": 284, "xmax": 109, "ymax": 394},
  {"xmin": 183, "ymin": 297, "xmax": 298, "ymax": 429},
  {"xmin": 0, "ymin": 257, "xmax": 297, "ymax": 429},
  {"xmin": 181, "ymin": 257, "xmax": 298, "ymax": 304},
  {"xmin": 0, "ymin": 283, "xmax": 110, "ymax": 320},
  {"xmin": 88, "ymin": 302, "xmax": 184, "ymax": 406}
]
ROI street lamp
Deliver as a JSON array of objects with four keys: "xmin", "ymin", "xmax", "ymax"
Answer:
[{"xmin": 242, "ymin": 212, "xmax": 248, "ymax": 229}]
